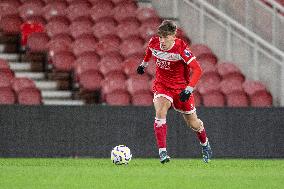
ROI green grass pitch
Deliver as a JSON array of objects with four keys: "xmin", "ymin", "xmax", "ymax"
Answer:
[{"xmin": 0, "ymin": 158, "xmax": 283, "ymax": 189}]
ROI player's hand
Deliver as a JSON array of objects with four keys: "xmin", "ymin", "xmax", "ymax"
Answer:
[
  {"xmin": 179, "ymin": 86, "xmax": 194, "ymax": 102},
  {"xmin": 137, "ymin": 65, "xmax": 145, "ymax": 75}
]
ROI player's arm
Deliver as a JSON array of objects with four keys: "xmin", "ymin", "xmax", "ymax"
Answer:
[
  {"xmin": 179, "ymin": 44, "xmax": 203, "ymax": 102},
  {"xmin": 137, "ymin": 39, "xmax": 153, "ymax": 75}
]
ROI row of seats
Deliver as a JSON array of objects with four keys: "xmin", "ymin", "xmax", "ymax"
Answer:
[{"xmin": 0, "ymin": 59, "xmax": 42, "ymax": 105}]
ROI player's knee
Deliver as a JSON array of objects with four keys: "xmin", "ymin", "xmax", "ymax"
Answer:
[{"xmin": 190, "ymin": 119, "xmax": 204, "ymax": 132}]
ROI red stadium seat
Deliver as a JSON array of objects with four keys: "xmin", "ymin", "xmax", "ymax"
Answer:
[
  {"xmin": 78, "ymin": 70, "xmax": 103, "ymax": 91},
  {"xmin": 136, "ymin": 7, "xmax": 159, "ymax": 22},
  {"xmin": 139, "ymin": 18, "xmax": 160, "ymax": 41},
  {"xmin": 47, "ymin": 34, "xmax": 73, "ymax": 57},
  {"xmin": 11, "ymin": 77, "xmax": 36, "ymax": 93},
  {"xmin": 126, "ymin": 76, "xmax": 150, "ymax": 95},
  {"xmin": 101, "ymin": 77, "xmax": 127, "ymax": 95},
  {"xmin": 0, "ymin": 0, "xmax": 20, "ymax": 19},
  {"xmin": 131, "ymin": 91, "xmax": 153, "ymax": 106},
  {"xmin": 66, "ymin": 1, "xmax": 91, "ymax": 21},
  {"xmin": 51, "ymin": 51, "xmax": 75, "ymax": 72},
  {"xmin": 242, "ymin": 80, "xmax": 267, "ymax": 96},
  {"xmin": 112, "ymin": 1, "xmax": 137, "ymax": 22},
  {"xmin": 72, "ymin": 34, "xmax": 97, "ymax": 57},
  {"xmin": 250, "ymin": 90, "xmax": 273, "ymax": 107},
  {"xmin": 90, "ymin": 1, "xmax": 114, "ymax": 22},
  {"xmin": 193, "ymin": 91, "xmax": 202, "ymax": 107},
  {"xmin": 69, "ymin": 18, "xmax": 94, "ymax": 39},
  {"xmin": 123, "ymin": 57, "xmax": 141, "ymax": 76},
  {"xmin": 92, "ymin": 17, "xmax": 117, "ymax": 39},
  {"xmin": 0, "ymin": 59, "xmax": 10, "ymax": 70},
  {"xmin": 95, "ymin": 35, "xmax": 121, "ymax": 56},
  {"xmin": 226, "ymin": 91, "xmax": 249, "ymax": 107},
  {"xmin": 119, "ymin": 36, "xmax": 144, "ymax": 57},
  {"xmin": 116, "ymin": 17, "xmax": 141, "ymax": 40},
  {"xmin": 197, "ymin": 79, "xmax": 221, "ymax": 95},
  {"xmin": 202, "ymin": 91, "xmax": 225, "ymax": 107},
  {"xmin": 0, "ymin": 74, "xmax": 12, "ymax": 88},
  {"xmin": 98, "ymin": 53, "xmax": 124, "ymax": 76},
  {"xmin": 27, "ymin": 32, "xmax": 49, "ymax": 52},
  {"xmin": 45, "ymin": 16, "xmax": 70, "ymax": 38},
  {"xmin": 0, "ymin": 69, "xmax": 15, "ymax": 81},
  {"xmin": 74, "ymin": 53, "xmax": 100, "ymax": 80},
  {"xmin": 17, "ymin": 88, "xmax": 42, "ymax": 105},
  {"xmin": 105, "ymin": 90, "xmax": 130, "ymax": 105},
  {"xmin": 0, "ymin": 87, "xmax": 16, "ymax": 104},
  {"xmin": 219, "ymin": 78, "xmax": 244, "ymax": 95},
  {"xmin": 217, "ymin": 62, "xmax": 245, "ymax": 82},
  {"xmin": 18, "ymin": 0, "xmax": 44, "ymax": 20},
  {"xmin": 197, "ymin": 54, "xmax": 218, "ymax": 67},
  {"xmin": 0, "ymin": 15, "xmax": 23, "ymax": 34},
  {"xmin": 43, "ymin": 1, "xmax": 68, "ymax": 21},
  {"xmin": 190, "ymin": 44, "xmax": 213, "ymax": 58}
]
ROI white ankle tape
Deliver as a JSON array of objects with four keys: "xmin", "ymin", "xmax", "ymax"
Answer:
[{"xmin": 155, "ymin": 117, "xmax": 166, "ymax": 127}]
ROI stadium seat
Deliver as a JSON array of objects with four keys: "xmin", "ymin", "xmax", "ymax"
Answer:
[
  {"xmin": 11, "ymin": 77, "xmax": 36, "ymax": 93},
  {"xmin": 92, "ymin": 17, "xmax": 117, "ymax": 39},
  {"xmin": 69, "ymin": 18, "xmax": 94, "ymax": 39},
  {"xmin": 217, "ymin": 62, "xmax": 245, "ymax": 82},
  {"xmin": 193, "ymin": 91, "xmax": 202, "ymax": 107},
  {"xmin": 250, "ymin": 90, "xmax": 273, "ymax": 107},
  {"xmin": 98, "ymin": 53, "xmax": 124, "ymax": 76},
  {"xmin": 0, "ymin": 0, "xmax": 21, "ymax": 19},
  {"xmin": 0, "ymin": 87, "xmax": 16, "ymax": 104},
  {"xmin": 219, "ymin": 78, "xmax": 244, "ymax": 95},
  {"xmin": 101, "ymin": 77, "xmax": 127, "ymax": 96},
  {"xmin": 51, "ymin": 51, "xmax": 75, "ymax": 72},
  {"xmin": 242, "ymin": 80, "xmax": 267, "ymax": 96},
  {"xmin": 202, "ymin": 91, "xmax": 225, "ymax": 107},
  {"xmin": 119, "ymin": 36, "xmax": 144, "ymax": 57},
  {"xmin": 112, "ymin": 1, "xmax": 138, "ymax": 22},
  {"xmin": 0, "ymin": 15, "xmax": 23, "ymax": 34},
  {"xmin": 66, "ymin": 1, "xmax": 91, "ymax": 21},
  {"xmin": 139, "ymin": 18, "xmax": 160, "ymax": 41},
  {"xmin": 20, "ymin": 21, "xmax": 45, "ymax": 46},
  {"xmin": 17, "ymin": 88, "xmax": 42, "ymax": 105},
  {"xmin": 77, "ymin": 70, "xmax": 103, "ymax": 91},
  {"xmin": 123, "ymin": 57, "xmax": 141, "ymax": 76},
  {"xmin": 27, "ymin": 32, "xmax": 49, "ymax": 53},
  {"xmin": 190, "ymin": 44, "xmax": 214, "ymax": 58},
  {"xmin": 131, "ymin": 91, "xmax": 153, "ymax": 106},
  {"xmin": 197, "ymin": 54, "xmax": 218, "ymax": 68},
  {"xmin": 136, "ymin": 7, "xmax": 159, "ymax": 22},
  {"xmin": 47, "ymin": 34, "xmax": 73, "ymax": 57},
  {"xmin": 126, "ymin": 76, "xmax": 150, "ymax": 95},
  {"xmin": 0, "ymin": 59, "xmax": 10, "ymax": 70},
  {"xmin": 43, "ymin": 1, "xmax": 68, "ymax": 21},
  {"xmin": 197, "ymin": 79, "xmax": 221, "ymax": 95},
  {"xmin": 0, "ymin": 69, "xmax": 15, "ymax": 81},
  {"xmin": 18, "ymin": 1, "xmax": 44, "ymax": 23},
  {"xmin": 72, "ymin": 34, "xmax": 97, "ymax": 57},
  {"xmin": 105, "ymin": 90, "xmax": 130, "ymax": 106},
  {"xmin": 226, "ymin": 91, "xmax": 249, "ymax": 107},
  {"xmin": 95, "ymin": 35, "xmax": 121, "ymax": 56},
  {"xmin": 90, "ymin": 0, "xmax": 114, "ymax": 22},
  {"xmin": 116, "ymin": 17, "xmax": 141, "ymax": 40},
  {"xmin": 0, "ymin": 74, "xmax": 12, "ymax": 88},
  {"xmin": 45, "ymin": 16, "xmax": 70, "ymax": 38}
]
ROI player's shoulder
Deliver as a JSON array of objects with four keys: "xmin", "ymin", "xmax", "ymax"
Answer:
[
  {"xmin": 175, "ymin": 38, "xmax": 189, "ymax": 49},
  {"xmin": 148, "ymin": 36, "xmax": 159, "ymax": 45}
]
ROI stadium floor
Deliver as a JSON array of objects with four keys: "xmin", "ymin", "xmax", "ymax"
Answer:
[{"xmin": 0, "ymin": 158, "xmax": 283, "ymax": 189}]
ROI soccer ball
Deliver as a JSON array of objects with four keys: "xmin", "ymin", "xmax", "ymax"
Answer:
[{"xmin": 111, "ymin": 145, "xmax": 132, "ymax": 165}]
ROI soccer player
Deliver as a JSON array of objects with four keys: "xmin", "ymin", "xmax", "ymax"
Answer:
[{"xmin": 137, "ymin": 20, "xmax": 212, "ymax": 164}]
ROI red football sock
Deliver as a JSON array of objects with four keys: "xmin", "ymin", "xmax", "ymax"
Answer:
[
  {"xmin": 196, "ymin": 127, "xmax": 207, "ymax": 144},
  {"xmin": 154, "ymin": 118, "xmax": 167, "ymax": 148}
]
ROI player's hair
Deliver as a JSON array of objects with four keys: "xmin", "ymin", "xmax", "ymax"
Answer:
[{"xmin": 157, "ymin": 20, "xmax": 177, "ymax": 37}]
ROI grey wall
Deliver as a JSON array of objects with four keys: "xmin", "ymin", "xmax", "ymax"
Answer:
[{"xmin": 0, "ymin": 105, "xmax": 283, "ymax": 158}]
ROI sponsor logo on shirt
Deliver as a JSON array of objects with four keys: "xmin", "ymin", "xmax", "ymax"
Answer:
[
  {"xmin": 150, "ymin": 48, "xmax": 181, "ymax": 61},
  {"xmin": 184, "ymin": 49, "xmax": 191, "ymax": 57}
]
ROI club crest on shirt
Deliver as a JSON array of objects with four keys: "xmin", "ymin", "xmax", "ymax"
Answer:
[{"xmin": 184, "ymin": 49, "xmax": 191, "ymax": 57}]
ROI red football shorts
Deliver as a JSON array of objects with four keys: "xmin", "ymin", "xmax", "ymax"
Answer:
[{"xmin": 153, "ymin": 83, "xmax": 196, "ymax": 114}]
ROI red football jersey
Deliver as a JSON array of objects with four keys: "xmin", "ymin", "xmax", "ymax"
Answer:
[{"xmin": 143, "ymin": 36, "xmax": 202, "ymax": 90}]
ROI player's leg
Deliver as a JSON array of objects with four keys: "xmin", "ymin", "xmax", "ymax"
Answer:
[
  {"xmin": 182, "ymin": 113, "xmax": 212, "ymax": 163},
  {"xmin": 153, "ymin": 96, "xmax": 171, "ymax": 164}
]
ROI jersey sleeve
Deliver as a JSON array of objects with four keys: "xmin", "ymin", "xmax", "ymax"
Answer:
[
  {"xmin": 143, "ymin": 37, "xmax": 154, "ymax": 63},
  {"xmin": 179, "ymin": 41, "xmax": 196, "ymax": 65}
]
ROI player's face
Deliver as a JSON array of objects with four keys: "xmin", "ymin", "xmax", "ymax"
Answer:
[{"xmin": 159, "ymin": 34, "xmax": 175, "ymax": 50}]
